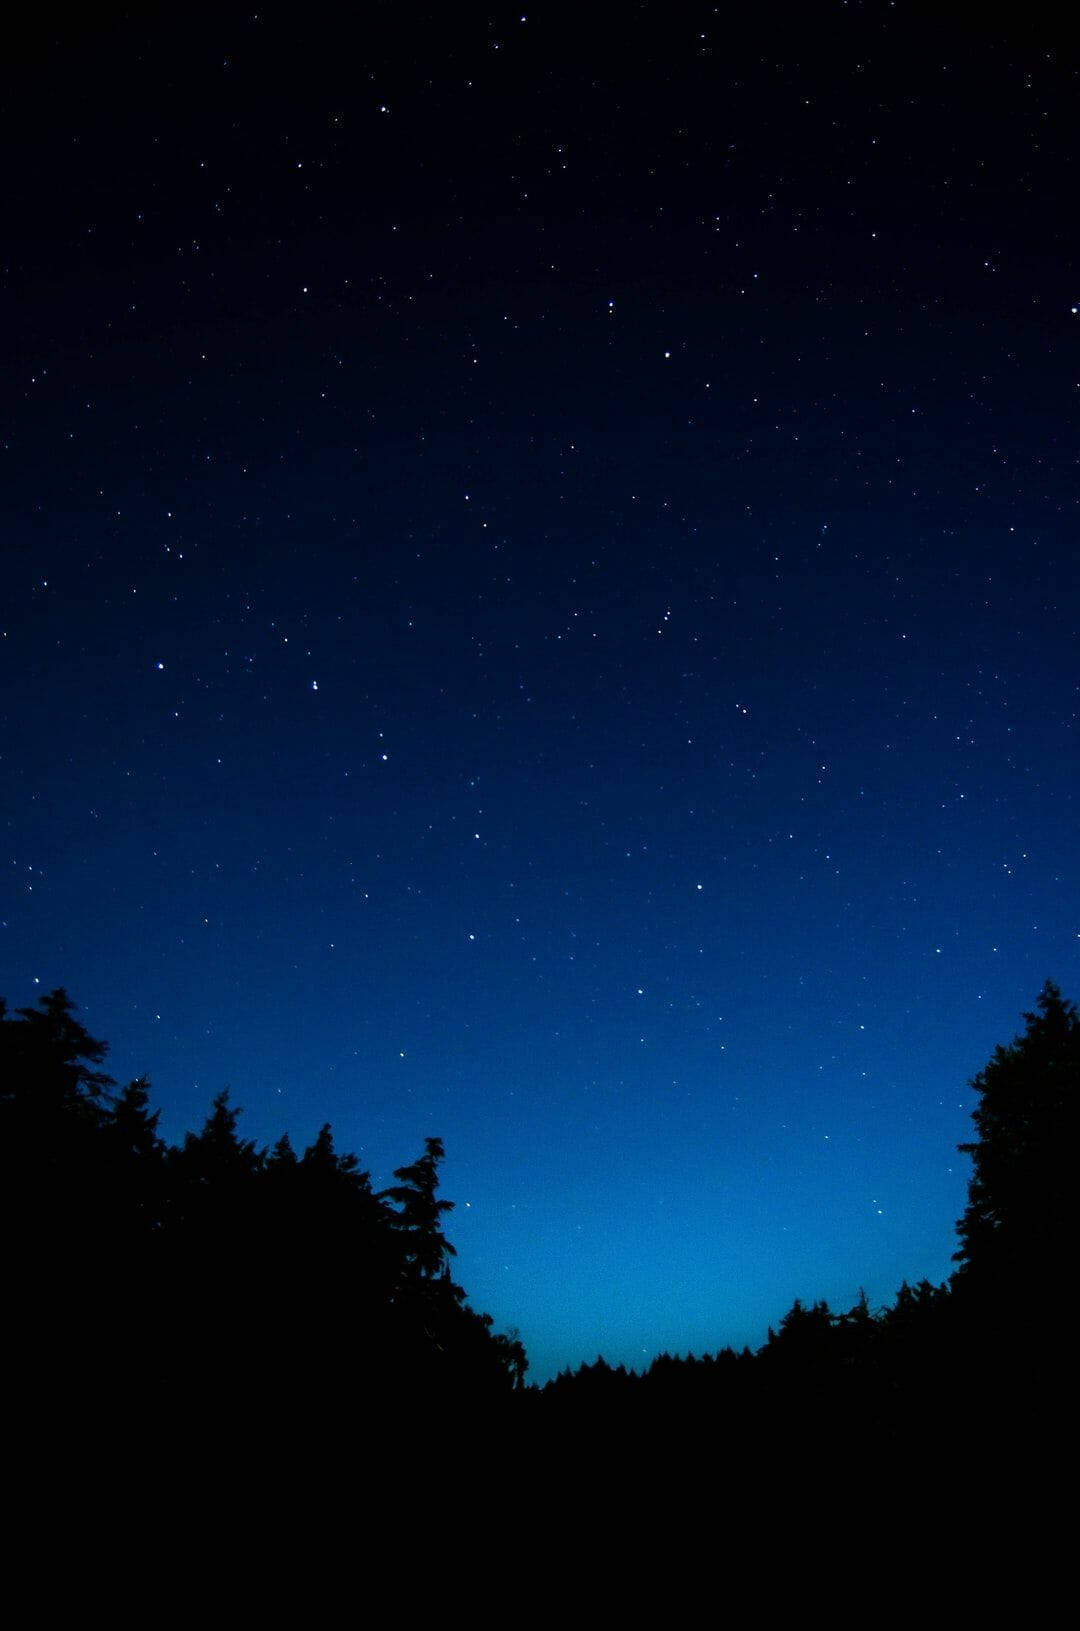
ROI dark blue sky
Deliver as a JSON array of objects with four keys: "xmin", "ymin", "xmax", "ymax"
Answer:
[{"xmin": 3, "ymin": 3, "xmax": 1077, "ymax": 1382}]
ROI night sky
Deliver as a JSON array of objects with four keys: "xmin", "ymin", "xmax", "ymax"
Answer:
[{"xmin": 4, "ymin": 3, "xmax": 1078, "ymax": 1384}]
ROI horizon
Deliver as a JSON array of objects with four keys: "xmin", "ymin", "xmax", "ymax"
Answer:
[{"xmin": 8, "ymin": 976, "xmax": 1059, "ymax": 1384}]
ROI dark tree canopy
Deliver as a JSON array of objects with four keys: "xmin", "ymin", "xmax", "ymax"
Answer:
[
  {"xmin": 953, "ymin": 979, "xmax": 1077, "ymax": 1302},
  {"xmin": 0, "ymin": 988, "xmax": 527, "ymax": 1428}
]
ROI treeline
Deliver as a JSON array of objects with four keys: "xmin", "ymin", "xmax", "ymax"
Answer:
[
  {"xmin": 531, "ymin": 1282, "xmax": 961, "ymax": 1449},
  {"xmin": 2, "ymin": 981, "xmax": 1073, "ymax": 1443},
  {"xmin": 0, "ymin": 989, "xmax": 526, "ymax": 1424},
  {"xmin": 531, "ymin": 981, "xmax": 1075, "ymax": 1448}
]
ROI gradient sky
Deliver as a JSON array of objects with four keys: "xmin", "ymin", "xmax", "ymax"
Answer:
[{"xmin": 3, "ymin": 3, "xmax": 1078, "ymax": 1383}]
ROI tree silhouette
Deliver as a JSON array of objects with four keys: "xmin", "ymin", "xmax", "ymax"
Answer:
[
  {"xmin": 1, "ymin": 987, "xmax": 529, "ymax": 1435},
  {"xmin": 0, "ymin": 987, "xmax": 113, "ymax": 1211},
  {"xmin": 19, "ymin": 978, "xmax": 1077, "ymax": 1443},
  {"xmin": 953, "ymin": 979, "xmax": 1076, "ymax": 1300},
  {"xmin": 0, "ymin": 989, "xmax": 128, "ymax": 1409},
  {"xmin": 762, "ymin": 1297, "xmax": 836, "ymax": 1366},
  {"xmin": 492, "ymin": 1327, "xmax": 529, "ymax": 1391},
  {"xmin": 382, "ymin": 1135, "xmax": 457, "ymax": 1281}
]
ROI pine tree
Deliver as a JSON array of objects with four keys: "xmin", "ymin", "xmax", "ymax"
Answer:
[
  {"xmin": 381, "ymin": 1135, "xmax": 457, "ymax": 1281},
  {"xmin": 953, "ymin": 980, "xmax": 1077, "ymax": 1300}
]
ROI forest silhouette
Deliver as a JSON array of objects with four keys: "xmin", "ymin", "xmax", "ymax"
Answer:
[{"xmin": 2, "ymin": 980, "xmax": 1072, "ymax": 1459}]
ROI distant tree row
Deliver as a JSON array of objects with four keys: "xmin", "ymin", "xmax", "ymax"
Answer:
[{"xmin": 533, "ymin": 981, "xmax": 1076, "ymax": 1444}]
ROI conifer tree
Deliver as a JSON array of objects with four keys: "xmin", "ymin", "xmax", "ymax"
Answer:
[
  {"xmin": 382, "ymin": 1135, "xmax": 457, "ymax": 1281},
  {"xmin": 953, "ymin": 980, "xmax": 1077, "ymax": 1298}
]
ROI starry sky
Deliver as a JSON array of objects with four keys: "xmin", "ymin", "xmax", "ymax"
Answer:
[{"xmin": 3, "ymin": 3, "xmax": 1078, "ymax": 1384}]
